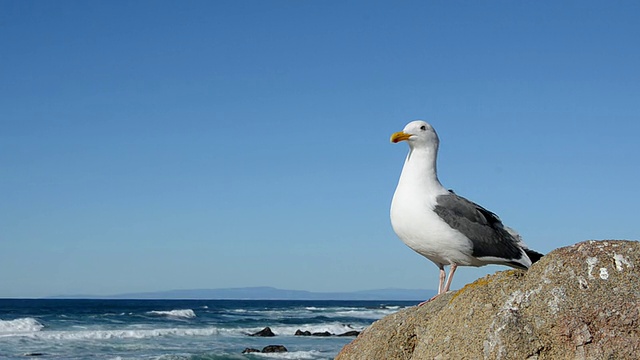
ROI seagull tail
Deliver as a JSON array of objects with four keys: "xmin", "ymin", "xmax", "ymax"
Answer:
[{"xmin": 524, "ymin": 249, "xmax": 544, "ymax": 265}]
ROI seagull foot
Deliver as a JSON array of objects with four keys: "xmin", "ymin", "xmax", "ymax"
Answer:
[{"xmin": 418, "ymin": 295, "xmax": 440, "ymax": 306}]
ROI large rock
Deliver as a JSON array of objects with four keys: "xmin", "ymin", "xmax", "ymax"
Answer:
[{"xmin": 337, "ymin": 240, "xmax": 639, "ymax": 360}]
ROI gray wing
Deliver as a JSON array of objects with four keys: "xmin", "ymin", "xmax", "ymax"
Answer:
[{"xmin": 433, "ymin": 191, "xmax": 524, "ymax": 265}]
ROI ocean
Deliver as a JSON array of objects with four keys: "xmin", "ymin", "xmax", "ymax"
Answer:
[{"xmin": 0, "ymin": 299, "xmax": 416, "ymax": 360}]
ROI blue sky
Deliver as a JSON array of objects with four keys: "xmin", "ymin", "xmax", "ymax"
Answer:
[{"xmin": 1, "ymin": 1, "xmax": 639, "ymax": 298}]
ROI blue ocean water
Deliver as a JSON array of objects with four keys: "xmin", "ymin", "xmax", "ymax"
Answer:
[{"xmin": 0, "ymin": 299, "xmax": 415, "ymax": 360}]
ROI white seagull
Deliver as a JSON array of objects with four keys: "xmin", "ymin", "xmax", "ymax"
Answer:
[{"xmin": 390, "ymin": 120, "xmax": 543, "ymax": 299}]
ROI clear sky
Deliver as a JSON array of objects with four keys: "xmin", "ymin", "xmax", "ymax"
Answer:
[{"xmin": 1, "ymin": 1, "xmax": 639, "ymax": 298}]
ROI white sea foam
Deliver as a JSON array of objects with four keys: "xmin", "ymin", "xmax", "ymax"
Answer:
[
  {"xmin": 334, "ymin": 308, "xmax": 398, "ymax": 319},
  {"xmin": 10, "ymin": 323, "xmax": 355, "ymax": 341},
  {"xmin": 301, "ymin": 306, "xmax": 401, "ymax": 320},
  {"xmin": 231, "ymin": 306, "xmax": 400, "ymax": 323},
  {"xmin": 0, "ymin": 318, "xmax": 45, "ymax": 334},
  {"xmin": 254, "ymin": 350, "xmax": 323, "ymax": 359},
  {"xmin": 268, "ymin": 322, "xmax": 364, "ymax": 336},
  {"xmin": 146, "ymin": 309, "xmax": 196, "ymax": 319},
  {"xmin": 13, "ymin": 326, "xmax": 224, "ymax": 340}
]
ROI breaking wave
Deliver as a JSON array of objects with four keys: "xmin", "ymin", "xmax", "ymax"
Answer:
[
  {"xmin": 146, "ymin": 309, "xmax": 197, "ymax": 319},
  {"xmin": 15, "ymin": 327, "xmax": 224, "ymax": 340},
  {"xmin": 254, "ymin": 350, "xmax": 323, "ymax": 359},
  {"xmin": 0, "ymin": 318, "xmax": 45, "ymax": 335}
]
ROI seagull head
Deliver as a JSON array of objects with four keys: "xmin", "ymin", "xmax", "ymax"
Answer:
[{"xmin": 390, "ymin": 120, "xmax": 440, "ymax": 149}]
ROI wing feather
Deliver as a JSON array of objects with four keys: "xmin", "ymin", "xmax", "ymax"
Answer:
[{"xmin": 433, "ymin": 192, "xmax": 523, "ymax": 262}]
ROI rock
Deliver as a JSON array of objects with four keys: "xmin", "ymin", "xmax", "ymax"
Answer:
[
  {"xmin": 338, "ymin": 330, "xmax": 361, "ymax": 337},
  {"xmin": 249, "ymin": 326, "xmax": 275, "ymax": 337},
  {"xmin": 262, "ymin": 345, "xmax": 288, "ymax": 353},
  {"xmin": 312, "ymin": 331, "xmax": 333, "ymax": 337},
  {"xmin": 23, "ymin": 354, "xmax": 45, "ymax": 357},
  {"xmin": 337, "ymin": 240, "xmax": 640, "ymax": 360},
  {"xmin": 295, "ymin": 329, "xmax": 312, "ymax": 336},
  {"xmin": 242, "ymin": 345, "xmax": 288, "ymax": 354}
]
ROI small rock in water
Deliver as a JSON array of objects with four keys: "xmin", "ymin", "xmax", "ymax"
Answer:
[
  {"xmin": 295, "ymin": 329, "xmax": 311, "ymax": 336},
  {"xmin": 242, "ymin": 348, "xmax": 260, "ymax": 354},
  {"xmin": 23, "ymin": 354, "xmax": 45, "ymax": 357},
  {"xmin": 312, "ymin": 331, "xmax": 333, "ymax": 337},
  {"xmin": 249, "ymin": 326, "xmax": 276, "ymax": 337},
  {"xmin": 262, "ymin": 345, "xmax": 288, "ymax": 353},
  {"xmin": 338, "ymin": 330, "xmax": 361, "ymax": 337}
]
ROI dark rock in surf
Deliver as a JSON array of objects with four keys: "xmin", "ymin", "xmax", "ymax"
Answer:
[
  {"xmin": 249, "ymin": 326, "xmax": 276, "ymax": 337},
  {"xmin": 338, "ymin": 330, "xmax": 361, "ymax": 337},
  {"xmin": 262, "ymin": 345, "xmax": 288, "ymax": 353},
  {"xmin": 242, "ymin": 348, "xmax": 260, "ymax": 354},
  {"xmin": 295, "ymin": 329, "xmax": 312, "ymax": 336},
  {"xmin": 312, "ymin": 331, "xmax": 333, "ymax": 337}
]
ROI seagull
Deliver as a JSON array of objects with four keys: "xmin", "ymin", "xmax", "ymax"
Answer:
[{"xmin": 390, "ymin": 120, "xmax": 543, "ymax": 299}]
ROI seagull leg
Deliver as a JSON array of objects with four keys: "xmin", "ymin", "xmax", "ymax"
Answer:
[
  {"xmin": 442, "ymin": 264, "xmax": 458, "ymax": 293},
  {"xmin": 418, "ymin": 265, "xmax": 446, "ymax": 306},
  {"xmin": 438, "ymin": 265, "xmax": 446, "ymax": 294}
]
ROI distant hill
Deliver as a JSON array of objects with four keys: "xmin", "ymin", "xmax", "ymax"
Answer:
[{"xmin": 50, "ymin": 286, "xmax": 434, "ymax": 301}]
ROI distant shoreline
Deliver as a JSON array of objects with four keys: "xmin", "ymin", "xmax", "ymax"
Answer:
[{"xmin": 37, "ymin": 286, "xmax": 435, "ymax": 301}]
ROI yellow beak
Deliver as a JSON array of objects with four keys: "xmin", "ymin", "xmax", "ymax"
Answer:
[{"xmin": 390, "ymin": 131, "xmax": 412, "ymax": 143}]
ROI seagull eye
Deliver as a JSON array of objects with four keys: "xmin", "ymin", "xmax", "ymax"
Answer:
[{"xmin": 420, "ymin": 125, "xmax": 426, "ymax": 131}]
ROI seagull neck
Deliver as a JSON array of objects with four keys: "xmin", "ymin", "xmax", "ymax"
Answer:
[{"xmin": 401, "ymin": 147, "xmax": 444, "ymax": 191}]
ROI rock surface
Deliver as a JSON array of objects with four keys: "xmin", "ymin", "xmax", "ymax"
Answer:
[{"xmin": 337, "ymin": 240, "xmax": 640, "ymax": 360}]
